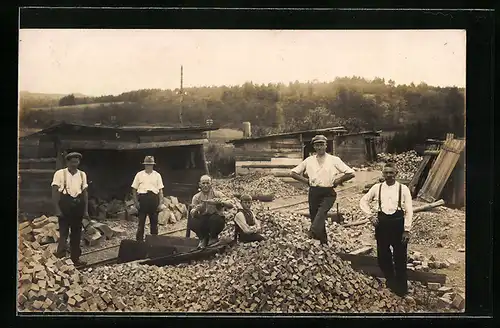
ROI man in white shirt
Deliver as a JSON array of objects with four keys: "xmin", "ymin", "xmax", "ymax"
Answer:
[
  {"xmin": 51, "ymin": 152, "xmax": 89, "ymax": 266},
  {"xmin": 291, "ymin": 135, "xmax": 355, "ymax": 245},
  {"xmin": 131, "ymin": 156, "xmax": 165, "ymax": 242},
  {"xmin": 234, "ymin": 194, "xmax": 265, "ymax": 243},
  {"xmin": 189, "ymin": 175, "xmax": 234, "ymax": 248},
  {"xmin": 359, "ymin": 162, "xmax": 413, "ymax": 297}
]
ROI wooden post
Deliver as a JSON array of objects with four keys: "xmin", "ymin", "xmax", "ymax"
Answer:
[{"xmin": 200, "ymin": 144, "xmax": 209, "ymax": 176}]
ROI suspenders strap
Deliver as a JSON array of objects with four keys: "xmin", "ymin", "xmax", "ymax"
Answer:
[
  {"xmin": 378, "ymin": 183, "xmax": 382, "ymax": 212},
  {"xmin": 398, "ymin": 183, "xmax": 402, "ymax": 210},
  {"xmin": 61, "ymin": 169, "xmax": 84, "ymax": 196},
  {"xmin": 378, "ymin": 182, "xmax": 403, "ymax": 212}
]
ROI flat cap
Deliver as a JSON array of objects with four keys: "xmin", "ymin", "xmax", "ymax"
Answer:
[
  {"xmin": 312, "ymin": 134, "xmax": 328, "ymax": 143},
  {"xmin": 65, "ymin": 152, "xmax": 82, "ymax": 160}
]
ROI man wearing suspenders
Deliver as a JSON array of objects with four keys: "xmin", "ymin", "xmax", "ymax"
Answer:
[
  {"xmin": 51, "ymin": 152, "xmax": 89, "ymax": 266},
  {"xmin": 359, "ymin": 163, "xmax": 413, "ymax": 296}
]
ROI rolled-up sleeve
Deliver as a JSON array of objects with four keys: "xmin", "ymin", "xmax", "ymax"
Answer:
[
  {"xmin": 157, "ymin": 173, "xmax": 164, "ymax": 190},
  {"xmin": 81, "ymin": 172, "xmax": 89, "ymax": 190},
  {"xmin": 131, "ymin": 173, "xmax": 140, "ymax": 189},
  {"xmin": 334, "ymin": 158, "xmax": 355, "ymax": 174},
  {"xmin": 402, "ymin": 185, "xmax": 413, "ymax": 232},
  {"xmin": 51, "ymin": 170, "xmax": 63, "ymax": 188},
  {"xmin": 291, "ymin": 159, "xmax": 307, "ymax": 175},
  {"xmin": 359, "ymin": 185, "xmax": 377, "ymax": 216}
]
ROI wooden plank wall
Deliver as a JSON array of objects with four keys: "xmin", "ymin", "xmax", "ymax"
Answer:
[
  {"xmin": 417, "ymin": 138, "xmax": 466, "ymax": 203},
  {"xmin": 335, "ymin": 135, "xmax": 369, "ymax": 166},
  {"xmin": 233, "ymin": 137, "xmax": 303, "ymax": 177}
]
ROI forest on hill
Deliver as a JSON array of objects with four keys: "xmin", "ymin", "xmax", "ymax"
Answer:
[{"xmin": 19, "ymin": 77, "xmax": 465, "ymax": 153}]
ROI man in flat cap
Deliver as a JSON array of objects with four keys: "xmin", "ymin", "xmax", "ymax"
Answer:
[
  {"xmin": 51, "ymin": 152, "xmax": 89, "ymax": 266},
  {"xmin": 291, "ymin": 134, "xmax": 355, "ymax": 245},
  {"xmin": 189, "ymin": 175, "xmax": 234, "ymax": 248},
  {"xmin": 131, "ymin": 156, "xmax": 165, "ymax": 242},
  {"xmin": 234, "ymin": 194, "xmax": 265, "ymax": 243}
]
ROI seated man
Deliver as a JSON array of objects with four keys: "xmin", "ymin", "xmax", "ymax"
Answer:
[
  {"xmin": 234, "ymin": 194, "xmax": 266, "ymax": 243},
  {"xmin": 189, "ymin": 175, "xmax": 233, "ymax": 248}
]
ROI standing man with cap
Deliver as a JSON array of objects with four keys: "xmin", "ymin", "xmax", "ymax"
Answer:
[
  {"xmin": 291, "ymin": 134, "xmax": 355, "ymax": 245},
  {"xmin": 359, "ymin": 163, "xmax": 413, "ymax": 297},
  {"xmin": 189, "ymin": 175, "xmax": 233, "ymax": 248},
  {"xmin": 51, "ymin": 152, "xmax": 89, "ymax": 266},
  {"xmin": 131, "ymin": 156, "xmax": 165, "ymax": 242}
]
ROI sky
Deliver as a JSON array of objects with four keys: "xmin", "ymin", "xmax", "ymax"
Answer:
[{"xmin": 19, "ymin": 29, "xmax": 466, "ymax": 97}]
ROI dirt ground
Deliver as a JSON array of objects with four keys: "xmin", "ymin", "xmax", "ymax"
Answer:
[
  {"xmin": 78, "ymin": 169, "xmax": 464, "ymax": 293},
  {"xmin": 271, "ymin": 170, "xmax": 466, "ymax": 293}
]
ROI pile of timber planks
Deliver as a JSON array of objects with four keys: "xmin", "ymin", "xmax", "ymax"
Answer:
[{"xmin": 82, "ymin": 219, "xmax": 126, "ymax": 247}]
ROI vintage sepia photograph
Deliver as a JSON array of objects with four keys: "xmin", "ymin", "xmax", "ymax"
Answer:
[{"xmin": 18, "ymin": 28, "xmax": 466, "ymax": 313}]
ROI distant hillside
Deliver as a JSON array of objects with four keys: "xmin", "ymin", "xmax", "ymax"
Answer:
[
  {"xmin": 31, "ymin": 101, "xmax": 129, "ymax": 111},
  {"xmin": 20, "ymin": 91, "xmax": 88, "ymax": 99}
]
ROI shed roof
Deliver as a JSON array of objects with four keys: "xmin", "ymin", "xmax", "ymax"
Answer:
[
  {"xmin": 228, "ymin": 126, "xmax": 347, "ymax": 144},
  {"xmin": 20, "ymin": 122, "xmax": 219, "ymax": 139}
]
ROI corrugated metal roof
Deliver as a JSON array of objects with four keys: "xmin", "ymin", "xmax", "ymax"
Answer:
[
  {"xmin": 20, "ymin": 122, "xmax": 219, "ymax": 139},
  {"xmin": 228, "ymin": 126, "xmax": 347, "ymax": 143}
]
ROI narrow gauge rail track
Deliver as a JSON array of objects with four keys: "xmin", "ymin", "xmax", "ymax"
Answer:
[{"xmin": 78, "ymin": 227, "xmax": 187, "ymax": 270}]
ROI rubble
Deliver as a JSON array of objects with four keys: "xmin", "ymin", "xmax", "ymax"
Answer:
[
  {"xmin": 410, "ymin": 204, "xmax": 465, "ymax": 248},
  {"xmin": 158, "ymin": 196, "xmax": 188, "ymax": 225},
  {"xmin": 213, "ymin": 173, "xmax": 305, "ymax": 199},
  {"xmin": 375, "ymin": 151, "xmax": 423, "ymax": 180}
]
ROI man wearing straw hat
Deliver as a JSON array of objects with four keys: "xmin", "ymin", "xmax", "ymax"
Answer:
[
  {"xmin": 290, "ymin": 134, "xmax": 355, "ymax": 245},
  {"xmin": 131, "ymin": 156, "xmax": 165, "ymax": 242},
  {"xmin": 51, "ymin": 152, "xmax": 89, "ymax": 266}
]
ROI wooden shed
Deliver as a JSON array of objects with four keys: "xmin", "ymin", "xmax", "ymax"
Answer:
[
  {"xmin": 18, "ymin": 122, "xmax": 219, "ymax": 217},
  {"xmin": 334, "ymin": 131, "xmax": 382, "ymax": 166},
  {"xmin": 228, "ymin": 127, "xmax": 381, "ymax": 181}
]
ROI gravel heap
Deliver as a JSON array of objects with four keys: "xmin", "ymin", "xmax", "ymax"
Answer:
[
  {"xmin": 213, "ymin": 173, "xmax": 306, "ymax": 199},
  {"xmin": 375, "ymin": 151, "xmax": 423, "ymax": 180}
]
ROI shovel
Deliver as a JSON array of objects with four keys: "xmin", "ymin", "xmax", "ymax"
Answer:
[{"xmin": 330, "ymin": 203, "xmax": 344, "ymax": 224}]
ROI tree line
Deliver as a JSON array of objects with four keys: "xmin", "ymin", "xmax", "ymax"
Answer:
[{"xmin": 19, "ymin": 77, "xmax": 465, "ymax": 153}]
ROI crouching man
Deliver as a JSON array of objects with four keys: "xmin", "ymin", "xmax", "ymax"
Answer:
[
  {"xmin": 51, "ymin": 152, "xmax": 89, "ymax": 267},
  {"xmin": 189, "ymin": 175, "xmax": 234, "ymax": 248},
  {"xmin": 234, "ymin": 194, "xmax": 266, "ymax": 243},
  {"xmin": 359, "ymin": 163, "xmax": 413, "ymax": 297}
]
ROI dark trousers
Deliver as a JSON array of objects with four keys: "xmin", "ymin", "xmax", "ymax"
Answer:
[
  {"xmin": 136, "ymin": 192, "xmax": 160, "ymax": 242},
  {"xmin": 375, "ymin": 211, "xmax": 408, "ymax": 294},
  {"xmin": 308, "ymin": 187, "xmax": 336, "ymax": 244},
  {"xmin": 189, "ymin": 213, "xmax": 225, "ymax": 241},
  {"xmin": 56, "ymin": 194, "xmax": 84, "ymax": 261},
  {"xmin": 239, "ymin": 232, "xmax": 266, "ymax": 243}
]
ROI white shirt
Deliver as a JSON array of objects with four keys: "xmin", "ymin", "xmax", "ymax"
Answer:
[
  {"xmin": 291, "ymin": 153, "xmax": 355, "ymax": 187},
  {"xmin": 51, "ymin": 168, "xmax": 88, "ymax": 197},
  {"xmin": 131, "ymin": 170, "xmax": 164, "ymax": 194},
  {"xmin": 359, "ymin": 182, "xmax": 413, "ymax": 231}
]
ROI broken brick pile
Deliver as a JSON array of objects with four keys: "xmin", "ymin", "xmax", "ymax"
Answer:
[
  {"xmin": 19, "ymin": 215, "xmax": 127, "ymax": 249},
  {"xmin": 157, "ymin": 196, "xmax": 188, "ymax": 226},
  {"xmin": 375, "ymin": 151, "xmax": 423, "ymax": 181},
  {"xmin": 76, "ymin": 210, "xmax": 447, "ymax": 313},
  {"xmin": 407, "ymin": 251, "xmax": 459, "ymax": 272}
]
